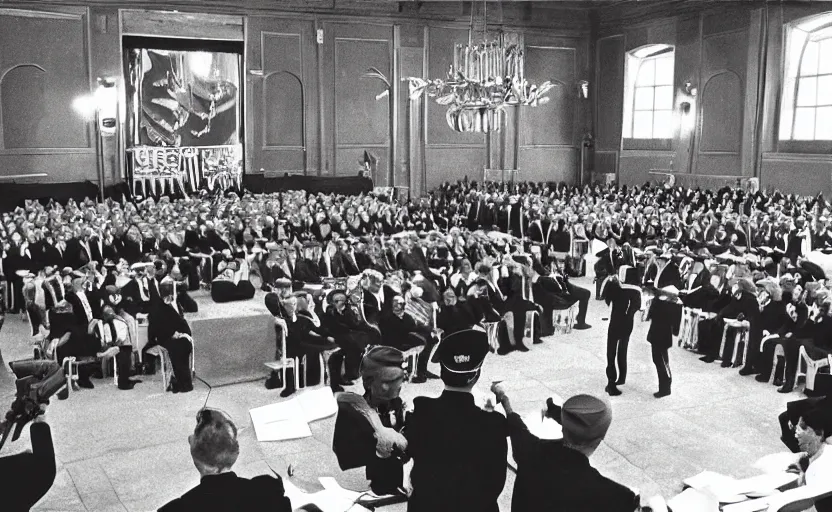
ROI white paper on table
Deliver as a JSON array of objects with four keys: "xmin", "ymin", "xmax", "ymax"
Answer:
[
  {"xmin": 296, "ymin": 387, "xmax": 338, "ymax": 423},
  {"xmin": 753, "ymin": 452, "xmax": 801, "ymax": 474},
  {"xmin": 249, "ymin": 399, "xmax": 312, "ymax": 442},
  {"xmin": 283, "ymin": 478, "xmax": 370, "ymax": 512},
  {"xmin": 667, "ymin": 488, "xmax": 720, "ymax": 512},
  {"xmin": 683, "ymin": 471, "xmax": 737, "ymax": 492},
  {"xmin": 720, "ymin": 494, "xmax": 778, "ymax": 512},
  {"xmin": 732, "ymin": 472, "xmax": 799, "ymax": 495}
]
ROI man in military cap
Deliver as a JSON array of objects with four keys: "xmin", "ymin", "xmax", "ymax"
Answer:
[{"xmin": 405, "ymin": 329, "xmax": 507, "ymax": 512}]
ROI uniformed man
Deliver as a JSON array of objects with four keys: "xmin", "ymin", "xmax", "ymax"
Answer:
[{"xmin": 404, "ymin": 329, "xmax": 508, "ymax": 512}]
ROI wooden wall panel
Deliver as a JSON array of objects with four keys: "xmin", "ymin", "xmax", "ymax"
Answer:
[
  {"xmin": 761, "ymin": 154, "xmax": 832, "ymax": 197},
  {"xmin": 0, "ymin": 8, "xmax": 96, "ymax": 183},
  {"xmin": 426, "ymin": 26, "xmax": 483, "ymax": 147},
  {"xmin": 324, "ymin": 22, "xmax": 392, "ymax": 183},
  {"xmin": 699, "ymin": 71, "xmax": 742, "ymax": 153},
  {"xmin": 522, "ymin": 46, "xmax": 575, "ymax": 147},
  {"xmin": 247, "ymin": 18, "xmax": 316, "ymax": 174},
  {"xmin": 595, "ymin": 35, "xmax": 624, "ymax": 152},
  {"xmin": 618, "ymin": 151, "xmax": 674, "ymax": 186}
]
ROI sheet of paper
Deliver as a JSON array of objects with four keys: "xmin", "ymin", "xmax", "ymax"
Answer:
[
  {"xmin": 667, "ymin": 488, "xmax": 720, "ymax": 512},
  {"xmin": 683, "ymin": 471, "xmax": 736, "ymax": 492},
  {"xmin": 752, "ymin": 452, "xmax": 801, "ymax": 474},
  {"xmin": 249, "ymin": 399, "xmax": 312, "ymax": 442},
  {"xmin": 297, "ymin": 387, "xmax": 338, "ymax": 423},
  {"xmin": 732, "ymin": 472, "xmax": 799, "ymax": 495},
  {"xmin": 523, "ymin": 412, "xmax": 563, "ymax": 441},
  {"xmin": 283, "ymin": 479, "xmax": 370, "ymax": 512},
  {"xmin": 721, "ymin": 496, "xmax": 775, "ymax": 512}
]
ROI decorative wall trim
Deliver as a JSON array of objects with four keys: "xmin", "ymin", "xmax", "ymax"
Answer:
[
  {"xmin": 762, "ymin": 152, "xmax": 832, "ymax": 162},
  {"xmin": 620, "ymin": 150, "xmax": 676, "ymax": 157}
]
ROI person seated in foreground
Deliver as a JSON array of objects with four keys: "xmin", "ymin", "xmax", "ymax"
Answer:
[
  {"xmin": 323, "ymin": 289, "xmax": 378, "ymax": 389},
  {"xmin": 159, "ymin": 408, "xmax": 293, "ymax": 512},
  {"xmin": 332, "ymin": 346, "xmax": 410, "ymax": 497},
  {"xmin": 146, "ymin": 279, "xmax": 194, "ymax": 393},
  {"xmin": 278, "ymin": 294, "xmax": 339, "ymax": 398},
  {"xmin": 490, "ymin": 384, "xmax": 640, "ymax": 512},
  {"xmin": 777, "ymin": 408, "xmax": 832, "ymax": 512}
]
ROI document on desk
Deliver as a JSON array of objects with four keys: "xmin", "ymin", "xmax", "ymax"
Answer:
[
  {"xmin": 249, "ymin": 399, "xmax": 312, "ymax": 441},
  {"xmin": 666, "ymin": 488, "xmax": 720, "ymax": 512},
  {"xmin": 249, "ymin": 388, "xmax": 338, "ymax": 442}
]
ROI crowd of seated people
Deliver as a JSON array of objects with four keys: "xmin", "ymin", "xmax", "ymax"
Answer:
[{"xmin": 4, "ymin": 179, "xmax": 832, "ymax": 399}]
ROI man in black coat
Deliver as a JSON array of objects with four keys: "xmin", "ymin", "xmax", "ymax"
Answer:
[
  {"xmin": 404, "ymin": 330, "xmax": 507, "ymax": 512},
  {"xmin": 491, "ymin": 385, "xmax": 639, "ymax": 512},
  {"xmin": 0, "ymin": 414, "xmax": 57, "ymax": 511},
  {"xmin": 601, "ymin": 266, "xmax": 642, "ymax": 396},
  {"xmin": 159, "ymin": 408, "xmax": 292, "ymax": 512},
  {"xmin": 647, "ymin": 286, "xmax": 682, "ymax": 398}
]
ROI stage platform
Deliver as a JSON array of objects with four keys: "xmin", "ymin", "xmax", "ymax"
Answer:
[{"xmin": 184, "ymin": 289, "xmax": 275, "ymax": 387}]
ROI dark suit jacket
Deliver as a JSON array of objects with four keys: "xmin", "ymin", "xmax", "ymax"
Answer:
[
  {"xmin": 405, "ymin": 391, "xmax": 507, "ymax": 512},
  {"xmin": 63, "ymin": 237, "xmax": 90, "ymax": 269},
  {"xmin": 507, "ymin": 413, "xmax": 638, "ymax": 512},
  {"xmin": 0, "ymin": 423, "xmax": 56, "ymax": 512},
  {"xmin": 158, "ymin": 471, "xmax": 292, "ymax": 512}
]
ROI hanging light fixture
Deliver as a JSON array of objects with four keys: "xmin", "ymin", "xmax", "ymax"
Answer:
[{"xmin": 405, "ymin": 0, "xmax": 555, "ymax": 133}]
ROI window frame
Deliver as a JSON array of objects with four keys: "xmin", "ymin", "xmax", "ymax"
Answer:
[
  {"xmin": 778, "ymin": 14, "xmax": 832, "ymax": 153},
  {"xmin": 622, "ymin": 44, "xmax": 676, "ymax": 151}
]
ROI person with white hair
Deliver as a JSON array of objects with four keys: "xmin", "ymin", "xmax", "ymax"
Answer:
[{"xmin": 159, "ymin": 408, "xmax": 293, "ymax": 511}]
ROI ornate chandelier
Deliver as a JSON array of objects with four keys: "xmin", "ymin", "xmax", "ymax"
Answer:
[{"xmin": 405, "ymin": 4, "xmax": 555, "ymax": 133}]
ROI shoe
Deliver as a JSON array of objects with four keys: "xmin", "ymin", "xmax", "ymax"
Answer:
[
  {"xmin": 118, "ymin": 381, "xmax": 136, "ymax": 390},
  {"xmin": 605, "ymin": 385, "xmax": 622, "ymax": 396},
  {"xmin": 331, "ymin": 385, "xmax": 345, "ymax": 392},
  {"xmin": 533, "ymin": 338, "xmax": 543, "ymax": 345},
  {"xmin": 411, "ymin": 374, "xmax": 428, "ymax": 384},
  {"xmin": 755, "ymin": 373, "xmax": 770, "ymax": 383},
  {"xmin": 773, "ymin": 377, "xmax": 784, "ymax": 387},
  {"xmin": 516, "ymin": 345, "xmax": 530, "ymax": 352},
  {"xmin": 426, "ymin": 371, "xmax": 440, "ymax": 380},
  {"xmin": 574, "ymin": 323, "xmax": 592, "ymax": 330},
  {"xmin": 280, "ymin": 387, "xmax": 297, "ymax": 398},
  {"xmin": 57, "ymin": 388, "xmax": 69, "ymax": 400},
  {"xmin": 700, "ymin": 356, "xmax": 716, "ymax": 363},
  {"xmin": 341, "ymin": 379, "xmax": 355, "ymax": 386},
  {"xmin": 738, "ymin": 366, "xmax": 757, "ymax": 376},
  {"xmin": 616, "ymin": 379, "xmax": 626, "ymax": 386},
  {"xmin": 77, "ymin": 379, "xmax": 95, "ymax": 389},
  {"xmin": 265, "ymin": 372, "xmax": 283, "ymax": 390},
  {"xmin": 777, "ymin": 384, "xmax": 794, "ymax": 393},
  {"xmin": 497, "ymin": 347, "xmax": 513, "ymax": 355},
  {"xmin": 654, "ymin": 389, "xmax": 671, "ymax": 398},
  {"xmin": 720, "ymin": 361, "xmax": 732, "ymax": 368}
]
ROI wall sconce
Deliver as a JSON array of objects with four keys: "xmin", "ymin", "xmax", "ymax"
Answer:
[{"xmin": 578, "ymin": 80, "xmax": 590, "ymax": 100}]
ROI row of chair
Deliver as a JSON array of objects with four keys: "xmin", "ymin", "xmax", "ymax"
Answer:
[{"xmin": 677, "ymin": 306, "xmax": 831, "ymax": 393}]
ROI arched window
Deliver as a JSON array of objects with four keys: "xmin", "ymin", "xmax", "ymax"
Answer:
[
  {"xmin": 623, "ymin": 44, "xmax": 675, "ymax": 139},
  {"xmin": 780, "ymin": 12, "xmax": 832, "ymax": 141}
]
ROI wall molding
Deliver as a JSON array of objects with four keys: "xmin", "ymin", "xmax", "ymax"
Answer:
[{"xmin": 762, "ymin": 152, "xmax": 832, "ymax": 163}]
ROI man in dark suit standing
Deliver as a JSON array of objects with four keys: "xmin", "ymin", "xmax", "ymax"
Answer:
[
  {"xmin": 405, "ymin": 330, "xmax": 507, "ymax": 512},
  {"xmin": 491, "ymin": 386, "xmax": 639, "ymax": 512},
  {"xmin": 159, "ymin": 408, "xmax": 293, "ymax": 512}
]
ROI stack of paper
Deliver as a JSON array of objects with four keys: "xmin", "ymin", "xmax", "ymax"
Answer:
[
  {"xmin": 283, "ymin": 478, "xmax": 371, "ymax": 512},
  {"xmin": 667, "ymin": 488, "xmax": 720, "ymax": 512},
  {"xmin": 249, "ymin": 387, "xmax": 338, "ymax": 442}
]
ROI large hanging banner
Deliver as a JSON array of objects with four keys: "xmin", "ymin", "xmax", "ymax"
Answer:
[{"xmin": 125, "ymin": 46, "xmax": 243, "ymax": 195}]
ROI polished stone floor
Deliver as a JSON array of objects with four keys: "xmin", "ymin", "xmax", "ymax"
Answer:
[{"xmin": 0, "ymin": 276, "xmax": 800, "ymax": 511}]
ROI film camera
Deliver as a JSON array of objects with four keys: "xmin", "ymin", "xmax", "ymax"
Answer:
[{"xmin": 0, "ymin": 359, "xmax": 66, "ymax": 452}]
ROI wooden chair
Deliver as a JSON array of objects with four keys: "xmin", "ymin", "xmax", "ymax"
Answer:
[
  {"xmin": 263, "ymin": 318, "xmax": 300, "ymax": 392},
  {"xmin": 402, "ymin": 345, "xmax": 425, "ymax": 381},
  {"xmin": 523, "ymin": 310, "xmax": 539, "ymax": 345},
  {"xmin": 146, "ymin": 334, "xmax": 195, "ymax": 392},
  {"xmin": 482, "ymin": 321, "xmax": 500, "ymax": 353},
  {"xmin": 795, "ymin": 345, "xmax": 831, "ymax": 392},
  {"xmin": 720, "ymin": 319, "xmax": 750, "ymax": 368}
]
